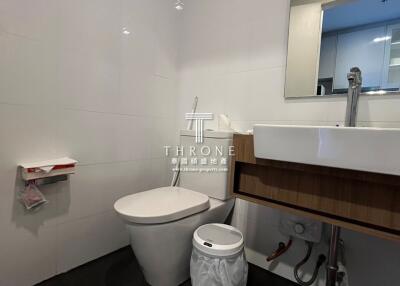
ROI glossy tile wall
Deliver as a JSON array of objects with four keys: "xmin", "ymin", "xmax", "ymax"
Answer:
[
  {"xmin": 0, "ymin": 1, "xmax": 178, "ymax": 285},
  {"xmin": 177, "ymin": 0, "xmax": 400, "ymax": 285}
]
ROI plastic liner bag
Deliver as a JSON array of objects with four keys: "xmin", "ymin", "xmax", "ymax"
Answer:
[
  {"xmin": 19, "ymin": 182, "xmax": 48, "ymax": 210},
  {"xmin": 190, "ymin": 247, "xmax": 248, "ymax": 286}
]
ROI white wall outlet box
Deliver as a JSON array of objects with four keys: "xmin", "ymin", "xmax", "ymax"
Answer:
[{"xmin": 279, "ymin": 213, "xmax": 323, "ymax": 243}]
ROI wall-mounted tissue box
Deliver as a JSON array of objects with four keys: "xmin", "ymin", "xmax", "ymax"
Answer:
[{"xmin": 20, "ymin": 157, "xmax": 78, "ymax": 181}]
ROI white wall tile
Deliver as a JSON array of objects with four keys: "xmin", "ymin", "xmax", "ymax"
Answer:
[
  {"xmin": 0, "ymin": 34, "xmax": 58, "ymax": 106},
  {"xmin": 13, "ymin": 226, "xmax": 58, "ymax": 286},
  {"xmin": 53, "ymin": 110, "xmax": 152, "ymax": 165},
  {"xmin": 0, "ymin": 0, "xmax": 59, "ymax": 40},
  {"xmin": 178, "ymin": 1, "xmax": 400, "ymax": 285},
  {"xmin": 0, "ymin": 105, "xmax": 59, "ymax": 168},
  {"xmin": 56, "ymin": 211, "xmax": 128, "ymax": 273},
  {"xmin": 0, "ymin": 1, "xmax": 179, "ymax": 285},
  {"xmin": 55, "ymin": 0, "xmax": 122, "ymax": 113},
  {"xmin": 341, "ymin": 229, "xmax": 400, "ymax": 286},
  {"xmin": 150, "ymin": 117, "xmax": 178, "ymax": 158},
  {"xmin": 2, "ymin": 1, "xmax": 399, "ymax": 286}
]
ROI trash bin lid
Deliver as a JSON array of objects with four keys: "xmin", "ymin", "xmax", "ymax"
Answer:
[{"xmin": 193, "ymin": 223, "xmax": 244, "ymax": 257}]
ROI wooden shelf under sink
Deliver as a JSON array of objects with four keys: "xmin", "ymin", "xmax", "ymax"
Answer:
[{"xmin": 228, "ymin": 134, "xmax": 400, "ymax": 242}]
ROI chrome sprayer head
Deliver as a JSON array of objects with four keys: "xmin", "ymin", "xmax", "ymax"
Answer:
[{"xmin": 347, "ymin": 67, "xmax": 362, "ymax": 87}]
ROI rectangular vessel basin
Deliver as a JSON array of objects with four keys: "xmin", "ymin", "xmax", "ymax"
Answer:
[{"xmin": 253, "ymin": 124, "xmax": 400, "ymax": 176}]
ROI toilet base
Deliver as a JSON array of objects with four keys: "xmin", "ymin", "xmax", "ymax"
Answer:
[{"xmin": 125, "ymin": 198, "xmax": 234, "ymax": 286}]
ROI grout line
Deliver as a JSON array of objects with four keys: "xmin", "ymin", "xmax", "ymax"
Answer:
[
  {"xmin": 154, "ymin": 73, "xmax": 170, "ymax": 79},
  {"xmin": 0, "ymin": 101, "xmax": 37, "ymax": 108},
  {"xmin": 229, "ymin": 119, "xmax": 400, "ymax": 123},
  {"xmin": 230, "ymin": 119, "xmax": 339, "ymax": 122},
  {"xmin": 55, "ymin": 204, "xmax": 60, "ymax": 275},
  {"xmin": 55, "ymin": 209, "xmax": 116, "ymax": 228},
  {"xmin": 0, "ymin": 29, "xmax": 39, "ymax": 42},
  {"xmin": 230, "ymin": 119, "xmax": 343, "ymax": 123},
  {"xmin": 225, "ymin": 65, "xmax": 285, "ymax": 75},
  {"xmin": 0, "ymin": 101, "xmax": 177, "ymax": 120},
  {"xmin": 76, "ymin": 157, "xmax": 168, "ymax": 168},
  {"xmin": 62, "ymin": 106, "xmax": 176, "ymax": 120}
]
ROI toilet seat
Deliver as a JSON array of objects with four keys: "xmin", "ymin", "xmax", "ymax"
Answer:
[{"xmin": 114, "ymin": 187, "xmax": 210, "ymax": 224}]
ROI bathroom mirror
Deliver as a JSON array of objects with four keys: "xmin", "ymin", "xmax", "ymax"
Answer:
[{"xmin": 285, "ymin": 0, "xmax": 400, "ymax": 98}]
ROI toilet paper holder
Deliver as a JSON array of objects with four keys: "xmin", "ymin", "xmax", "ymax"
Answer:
[
  {"xmin": 19, "ymin": 157, "xmax": 78, "ymax": 185},
  {"xmin": 25, "ymin": 175, "xmax": 69, "ymax": 186}
]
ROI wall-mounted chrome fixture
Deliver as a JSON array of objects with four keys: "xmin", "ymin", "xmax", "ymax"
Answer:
[
  {"xmin": 266, "ymin": 239, "xmax": 292, "ymax": 262},
  {"xmin": 175, "ymin": 0, "xmax": 184, "ymax": 11},
  {"xmin": 345, "ymin": 67, "xmax": 362, "ymax": 127},
  {"xmin": 326, "ymin": 68, "xmax": 363, "ymax": 286}
]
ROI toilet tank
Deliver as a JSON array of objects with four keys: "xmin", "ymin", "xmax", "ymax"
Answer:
[{"xmin": 178, "ymin": 130, "xmax": 233, "ymax": 200}]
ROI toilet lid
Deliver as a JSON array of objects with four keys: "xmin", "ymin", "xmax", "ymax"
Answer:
[
  {"xmin": 193, "ymin": 224, "xmax": 244, "ymax": 257},
  {"xmin": 114, "ymin": 187, "xmax": 210, "ymax": 224}
]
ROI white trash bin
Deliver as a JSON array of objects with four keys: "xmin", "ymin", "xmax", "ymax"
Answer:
[{"xmin": 190, "ymin": 223, "xmax": 248, "ymax": 286}]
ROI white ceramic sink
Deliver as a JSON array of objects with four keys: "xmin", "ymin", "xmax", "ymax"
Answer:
[{"xmin": 253, "ymin": 124, "xmax": 400, "ymax": 176}]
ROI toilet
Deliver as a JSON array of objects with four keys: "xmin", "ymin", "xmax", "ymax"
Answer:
[{"xmin": 114, "ymin": 130, "xmax": 235, "ymax": 286}]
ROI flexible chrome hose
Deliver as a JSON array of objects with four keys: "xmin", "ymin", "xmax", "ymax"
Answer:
[
  {"xmin": 170, "ymin": 96, "xmax": 198, "ymax": 187},
  {"xmin": 294, "ymin": 241, "xmax": 326, "ymax": 286}
]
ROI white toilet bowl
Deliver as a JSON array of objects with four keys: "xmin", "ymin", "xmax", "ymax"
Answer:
[
  {"xmin": 115, "ymin": 129, "xmax": 235, "ymax": 286},
  {"xmin": 114, "ymin": 187, "xmax": 234, "ymax": 286}
]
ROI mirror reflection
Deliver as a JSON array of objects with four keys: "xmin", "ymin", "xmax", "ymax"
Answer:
[{"xmin": 285, "ymin": 0, "xmax": 400, "ymax": 98}]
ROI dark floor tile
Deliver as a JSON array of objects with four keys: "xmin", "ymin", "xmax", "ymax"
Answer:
[
  {"xmin": 36, "ymin": 247, "xmax": 148, "ymax": 286},
  {"xmin": 180, "ymin": 280, "xmax": 192, "ymax": 286},
  {"xmin": 247, "ymin": 264, "xmax": 297, "ymax": 286},
  {"xmin": 36, "ymin": 246, "xmax": 296, "ymax": 286}
]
